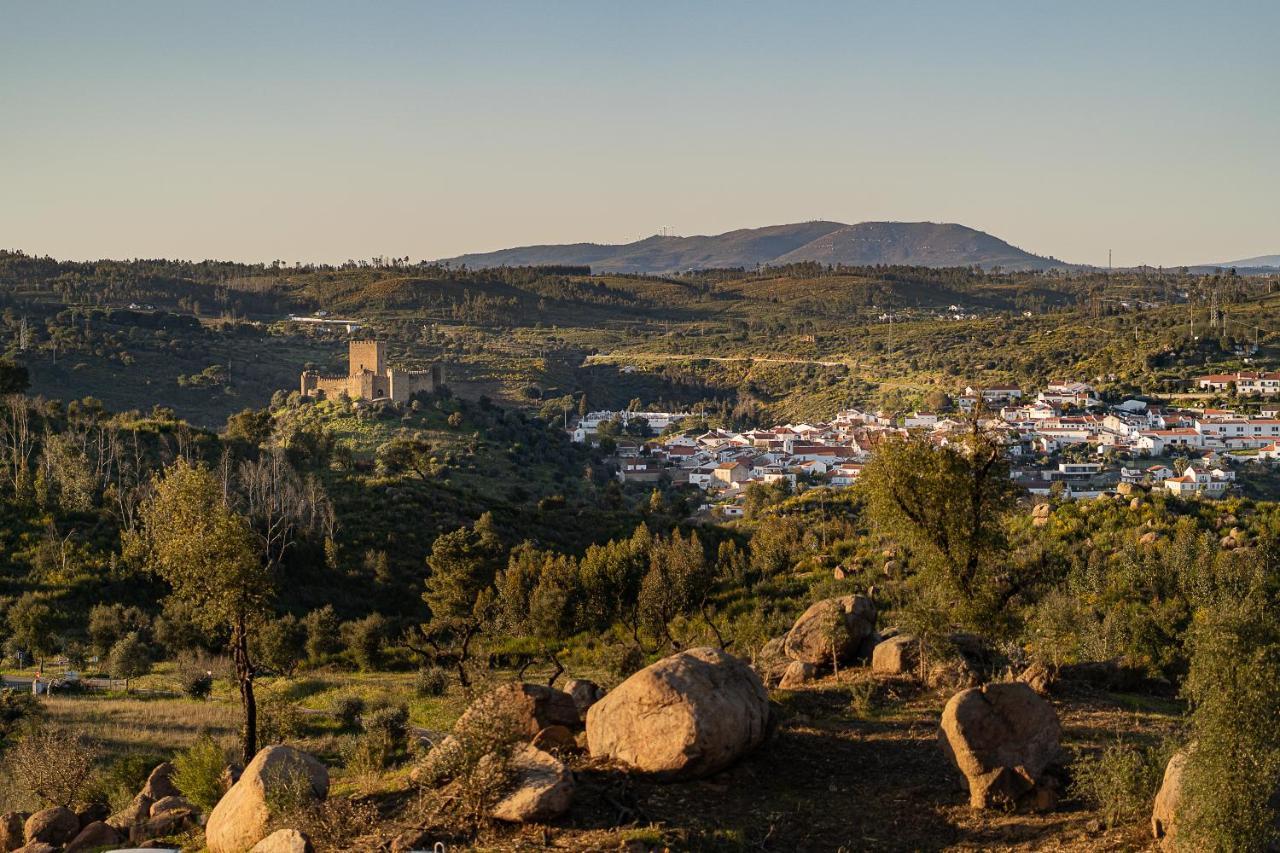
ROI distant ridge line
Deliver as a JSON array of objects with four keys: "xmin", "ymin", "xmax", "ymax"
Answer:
[{"xmin": 438, "ymin": 220, "xmax": 1071, "ymax": 274}]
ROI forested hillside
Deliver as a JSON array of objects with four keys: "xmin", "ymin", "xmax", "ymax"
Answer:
[{"xmin": 2, "ymin": 249, "xmax": 1278, "ymax": 427}]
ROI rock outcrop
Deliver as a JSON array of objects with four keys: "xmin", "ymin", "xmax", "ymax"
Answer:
[
  {"xmin": 1151, "ymin": 748, "xmax": 1188, "ymax": 850},
  {"xmin": 871, "ymin": 634, "xmax": 920, "ymax": 676},
  {"xmin": 938, "ymin": 682, "xmax": 1062, "ymax": 809},
  {"xmin": 586, "ymin": 647, "xmax": 769, "ymax": 780},
  {"xmin": 0, "ymin": 813, "xmax": 25, "ymax": 853},
  {"xmin": 456, "ymin": 682, "xmax": 580, "ymax": 739},
  {"xmin": 778, "ymin": 660, "xmax": 816, "ymax": 689},
  {"xmin": 563, "ymin": 678, "xmax": 605, "ymax": 720},
  {"xmin": 490, "ymin": 745, "xmax": 575, "ymax": 823},
  {"xmin": 250, "ymin": 828, "xmax": 315, "ymax": 853},
  {"xmin": 783, "ymin": 595, "xmax": 876, "ymax": 666},
  {"xmin": 205, "ymin": 745, "xmax": 329, "ymax": 853},
  {"xmin": 63, "ymin": 821, "xmax": 123, "ymax": 853},
  {"xmin": 752, "ymin": 637, "xmax": 791, "ymax": 687},
  {"xmin": 140, "ymin": 761, "xmax": 181, "ymax": 801},
  {"xmin": 22, "ymin": 809, "xmax": 78, "ymax": 847}
]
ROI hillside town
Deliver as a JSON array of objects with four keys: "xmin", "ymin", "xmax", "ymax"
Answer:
[{"xmin": 574, "ymin": 375, "xmax": 1280, "ymax": 515}]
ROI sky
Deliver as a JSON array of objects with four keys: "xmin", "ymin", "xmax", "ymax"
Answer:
[{"xmin": 2, "ymin": 1, "xmax": 1277, "ymax": 268}]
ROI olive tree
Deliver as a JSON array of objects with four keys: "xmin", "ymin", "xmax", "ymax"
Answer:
[{"xmin": 125, "ymin": 459, "xmax": 269, "ymax": 763}]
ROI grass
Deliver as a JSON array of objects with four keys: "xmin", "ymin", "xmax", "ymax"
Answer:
[{"xmin": 40, "ymin": 692, "xmax": 240, "ymax": 758}]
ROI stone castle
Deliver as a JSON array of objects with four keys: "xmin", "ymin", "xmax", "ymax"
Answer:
[{"xmin": 300, "ymin": 340, "xmax": 444, "ymax": 402}]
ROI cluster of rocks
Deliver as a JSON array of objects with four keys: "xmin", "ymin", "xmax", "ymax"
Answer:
[
  {"xmin": 405, "ymin": 646, "xmax": 770, "ymax": 831},
  {"xmin": 1, "ymin": 762, "xmax": 204, "ymax": 853},
  {"xmin": 756, "ymin": 594, "xmax": 878, "ymax": 688},
  {"xmin": 1, "ymin": 747, "xmax": 320, "ymax": 853}
]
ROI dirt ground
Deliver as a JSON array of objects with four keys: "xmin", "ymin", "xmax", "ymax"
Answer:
[{"xmin": 381, "ymin": 670, "xmax": 1181, "ymax": 852}]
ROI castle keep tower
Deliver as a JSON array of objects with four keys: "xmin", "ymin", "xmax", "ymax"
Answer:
[
  {"xmin": 348, "ymin": 340, "xmax": 385, "ymax": 376},
  {"xmin": 299, "ymin": 340, "xmax": 444, "ymax": 402}
]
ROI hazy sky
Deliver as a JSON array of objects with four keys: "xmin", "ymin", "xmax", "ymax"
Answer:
[{"xmin": 3, "ymin": 2, "xmax": 1277, "ymax": 267}]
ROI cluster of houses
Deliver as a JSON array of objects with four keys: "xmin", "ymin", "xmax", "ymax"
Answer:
[
  {"xmin": 1196, "ymin": 370, "xmax": 1280, "ymax": 395},
  {"xmin": 571, "ymin": 378, "xmax": 1280, "ymax": 514}
]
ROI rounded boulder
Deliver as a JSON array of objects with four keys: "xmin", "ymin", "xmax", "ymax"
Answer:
[
  {"xmin": 586, "ymin": 646, "xmax": 769, "ymax": 780},
  {"xmin": 783, "ymin": 595, "xmax": 876, "ymax": 666},
  {"xmin": 938, "ymin": 682, "xmax": 1061, "ymax": 809},
  {"xmin": 205, "ymin": 745, "xmax": 329, "ymax": 853},
  {"xmin": 23, "ymin": 808, "xmax": 79, "ymax": 846}
]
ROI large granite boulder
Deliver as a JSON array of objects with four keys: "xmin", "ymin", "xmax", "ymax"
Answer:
[
  {"xmin": 938, "ymin": 682, "xmax": 1062, "ymax": 809},
  {"xmin": 63, "ymin": 821, "xmax": 124, "ymax": 853},
  {"xmin": 586, "ymin": 647, "xmax": 769, "ymax": 780},
  {"xmin": 22, "ymin": 809, "xmax": 78, "ymax": 847},
  {"xmin": 783, "ymin": 595, "xmax": 876, "ymax": 666},
  {"xmin": 140, "ymin": 761, "xmax": 181, "ymax": 801},
  {"xmin": 205, "ymin": 745, "xmax": 329, "ymax": 853}
]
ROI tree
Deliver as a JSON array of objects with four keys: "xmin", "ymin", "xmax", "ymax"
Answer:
[
  {"xmin": 860, "ymin": 423, "xmax": 1020, "ymax": 630},
  {"xmin": 125, "ymin": 459, "xmax": 269, "ymax": 763},
  {"xmin": 415, "ymin": 513, "xmax": 504, "ymax": 686},
  {"xmin": 302, "ymin": 605, "xmax": 342, "ymax": 663},
  {"xmin": 6, "ymin": 593, "xmax": 59, "ymax": 669},
  {"xmin": 107, "ymin": 632, "xmax": 152, "ymax": 681},
  {"xmin": 0, "ymin": 360, "xmax": 29, "ymax": 395},
  {"xmin": 87, "ymin": 603, "xmax": 151, "ymax": 659},
  {"xmin": 253, "ymin": 613, "xmax": 306, "ymax": 676},
  {"xmin": 639, "ymin": 530, "xmax": 711, "ymax": 649},
  {"xmin": 1180, "ymin": 591, "xmax": 1280, "ymax": 849},
  {"xmin": 223, "ymin": 408, "xmax": 273, "ymax": 449},
  {"xmin": 341, "ymin": 614, "xmax": 388, "ymax": 671},
  {"xmin": 377, "ymin": 435, "xmax": 436, "ymax": 480}
]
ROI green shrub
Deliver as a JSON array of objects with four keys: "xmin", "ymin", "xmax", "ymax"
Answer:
[
  {"xmin": 333, "ymin": 695, "xmax": 365, "ymax": 731},
  {"xmin": 340, "ymin": 614, "xmax": 388, "ymax": 671},
  {"xmin": 176, "ymin": 654, "xmax": 215, "ymax": 700},
  {"xmin": 358, "ymin": 704, "xmax": 410, "ymax": 769},
  {"xmin": 258, "ymin": 696, "xmax": 306, "ymax": 745},
  {"xmin": 0, "ymin": 688, "xmax": 39, "ymax": 751},
  {"xmin": 303, "ymin": 605, "xmax": 343, "ymax": 663},
  {"xmin": 1070, "ymin": 739, "xmax": 1170, "ymax": 828},
  {"xmin": 414, "ymin": 666, "xmax": 449, "ymax": 698},
  {"xmin": 1180, "ymin": 595, "xmax": 1280, "ymax": 850},
  {"xmin": 173, "ymin": 735, "xmax": 231, "ymax": 813},
  {"xmin": 87, "ymin": 752, "xmax": 165, "ymax": 813}
]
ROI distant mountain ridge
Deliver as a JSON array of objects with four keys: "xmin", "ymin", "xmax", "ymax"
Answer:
[
  {"xmin": 439, "ymin": 221, "xmax": 1070, "ymax": 273},
  {"xmin": 1209, "ymin": 254, "xmax": 1280, "ymax": 270}
]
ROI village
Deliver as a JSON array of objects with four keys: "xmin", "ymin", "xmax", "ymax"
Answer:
[{"xmin": 573, "ymin": 373, "xmax": 1280, "ymax": 516}]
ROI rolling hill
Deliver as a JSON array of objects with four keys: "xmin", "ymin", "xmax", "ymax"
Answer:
[
  {"xmin": 1212, "ymin": 254, "xmax": 1280, "ymax": 270},
  {"xmin": 439, "ymin": 220, "xmax": 1070, "ymax": 273}
]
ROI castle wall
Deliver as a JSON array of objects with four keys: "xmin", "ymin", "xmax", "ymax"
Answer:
[
  {"xmin": 300, "ymin": 371, "xmax": 352, "ymax": 400},
  {"xmin": 388, "ymin": 365, "xmax": 444, "ymax": 402}
]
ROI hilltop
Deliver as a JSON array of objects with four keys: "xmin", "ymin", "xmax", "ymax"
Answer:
[{"xmin": 440, "ymin": 221, "xmax": 1071, "ymax": 273}]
